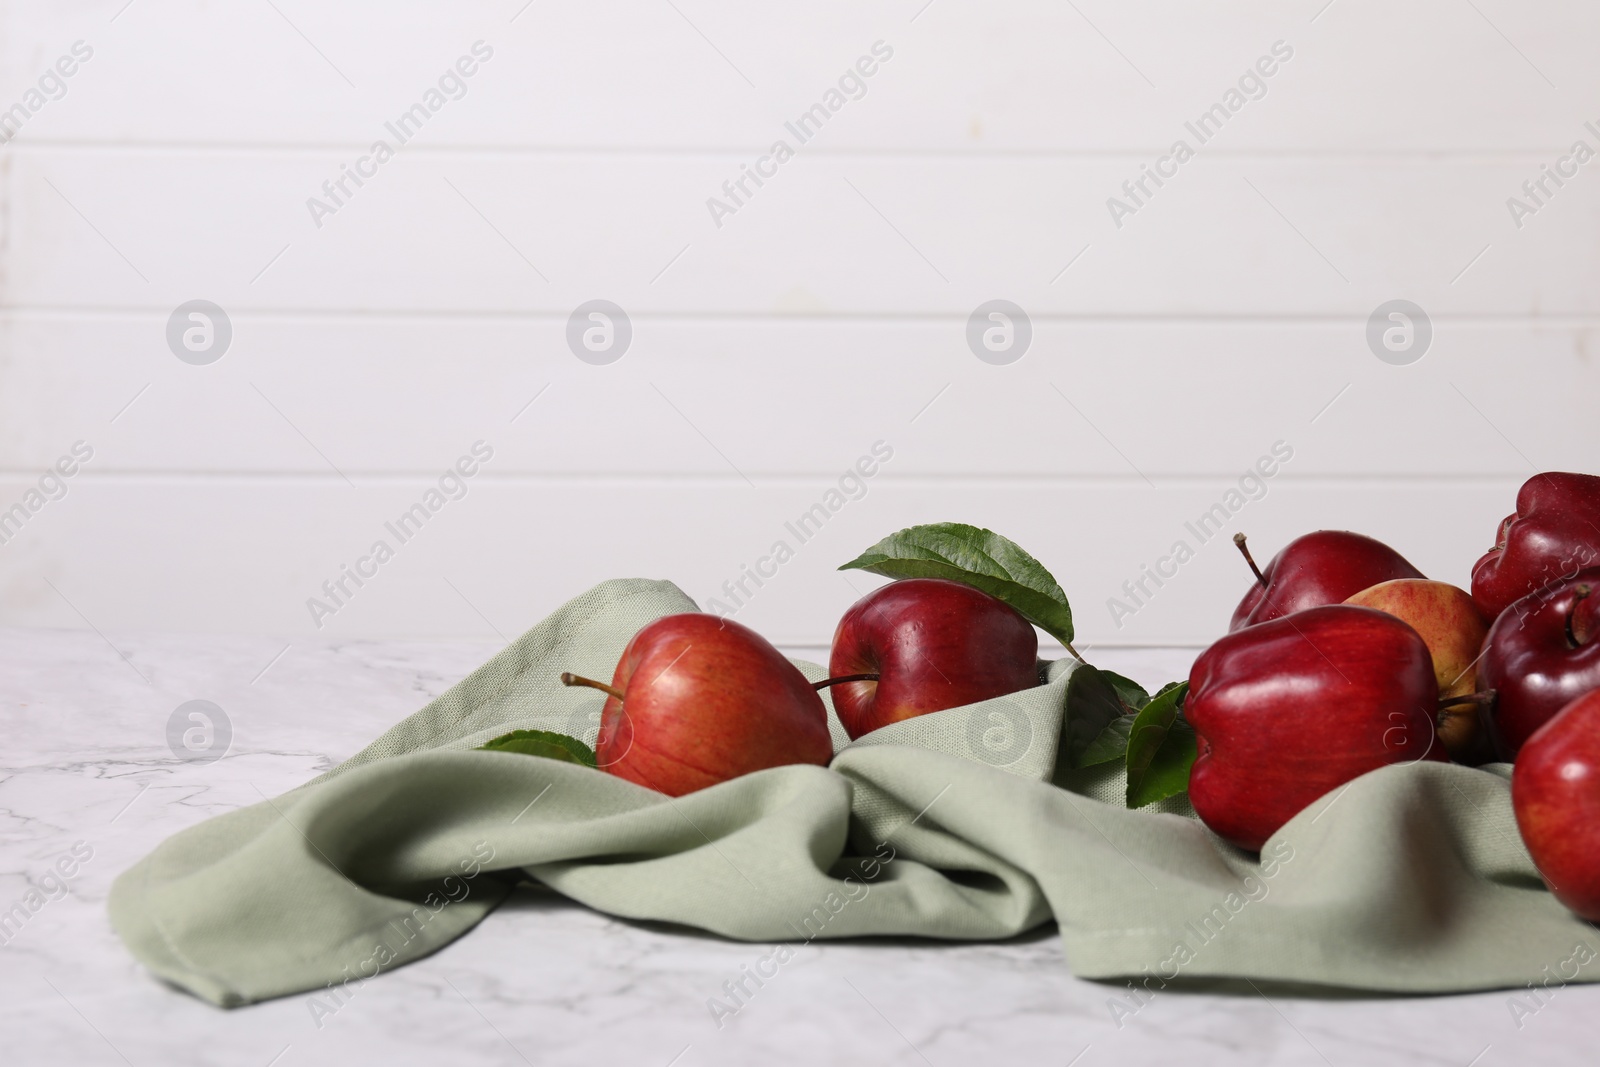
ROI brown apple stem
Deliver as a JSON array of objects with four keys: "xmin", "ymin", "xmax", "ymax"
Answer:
[
  {"xmin": 1438, "ymin": 690, "xmax": 1495, "ymax": 713},
  {"xmin": 1233, "ymin": 532, "xmax": 1268, "ymax": 588},
  {"xmin": 813, "ymin": 673, "xmax": 880, "ymax": 691},
  {"xmin": 1064, "ymin": 641, "xmax": 1086, "ymax": 664},
  {"xmin": 560, "ymin": 672, "xmax": 626, "ymax": 701}
]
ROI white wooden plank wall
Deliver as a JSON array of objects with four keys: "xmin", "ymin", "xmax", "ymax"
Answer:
[{"xmin": 1, "ymin": 0, "xmax": 1596, "ymax": 647}]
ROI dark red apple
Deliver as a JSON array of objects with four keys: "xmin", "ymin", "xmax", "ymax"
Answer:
[
  {"xmin": 1512, "ymin": 688, "xmax": 1600, "ymax": 921},
  {"xmin": 1230, "ymin": 530, "xmax": 1424, "ymax": 631},
  {"xmin": 827, "ymin": 578, "xmax": 1038, "ymax": 740},
  {"xmin": 1478, "ymin": 567, "xmax": 1600, "ymax": 761},
  {"xmin": 564, "ymin": 614, "xmax": 833, "ymax": 796},
  {"xmin": 1187, "ymin": 604, "xmax": 1445, "ymax": 851},
  {"xmin": 1472, "ymin": 472, "xmax": 1600, "ymax": 621}
]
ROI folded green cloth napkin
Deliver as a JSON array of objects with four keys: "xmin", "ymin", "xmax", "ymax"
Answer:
[{"xmin": 110, "ymin": 579, "xmax": 1597, "ymax": 1007}]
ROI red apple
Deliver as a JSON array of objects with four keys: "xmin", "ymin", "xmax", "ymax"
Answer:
[
  {"xmin": 827, "ymin": 578, "xmax": 1038, "ymax": 740},
  {"xmin": 1478, "ymin": 567, "xmax": 1600, "ymax": 760},
  {"xmin": 565, "ymin": 614, "xmax": 833, "ymax": 796},
  {"xmin": 1343, "ymin": 579, "xmax": 1493, "ymax": 762},
  {"xmin": 1472, "ymin": 472, "xmax": 1600, "ymax": 621},
  {"xmin": 1512, "ymin": 688, "xmax": 1600, "ymax": 920},
  {"xmin": 1230, "ymin": 530, "xmax": 1424, "ymax": 631},
  {"xmin": 1187, "ymin": 604, "xmax": 1445, "ymax": 851}
]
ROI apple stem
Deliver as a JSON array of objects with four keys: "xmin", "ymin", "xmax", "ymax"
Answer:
[
  {"xmin": 1233, "ymin": 532, "xmax": 1269, "ymax": 588},
  {"xmin": 560, "ymin": 672, "xmax": 626, "ymax": 702},
  {"xmin": 1439, "ymin": 690, "xmax": 1495, "ymax": 713},
  {"xmin": 1064, "ymin": 641, "xmax": 1086, "ymax": 664},
  {"xmin": 813, "ymin": 673, "xmax": 880, "ymax": 691}
]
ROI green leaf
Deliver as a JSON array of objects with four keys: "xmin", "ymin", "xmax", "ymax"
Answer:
[
  {"xmin": 1100, "ymin": 670, "xmax": 1149, "ymax": 712},
  {"xmin": 1069, "ymin": 670, "xmax": 1161, "ymax": 768},
  {"xmin": 1124, "ymin": 682, "xmax": 1195, "ymax": 808},
  {"xmin": 1079, "ymin": 714, "xmax": 1134, "ymax": 767},
  {"xmin": 1064, "ymin": 664, "xmax": 1140, "ymax": 768},
  {"xmin": 840, "ymin": 522, "xmax": 1075, "ymax": 645},
  {"xmin": 478, "ymin": 729, "xmax": 597, "ymax": 768}
]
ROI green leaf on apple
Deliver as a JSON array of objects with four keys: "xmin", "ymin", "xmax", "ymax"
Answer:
[
  {"xmin": 839, "ymin": 522, "xmax": 1076, "ymax": 645},
  {"xmin": 1064, "ymin": 664, "xmax": 1146, "ymax": 768},
  {"xmin": 478, "ymin": 729, "xmax": 597, "ymax": 768},
  {"xmin": 1124, "ymin": 681, "xmax": 1196, "ymax": 808}
]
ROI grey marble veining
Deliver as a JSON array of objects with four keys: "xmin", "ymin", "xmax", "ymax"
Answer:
[{"xmin": 0, "ymin": 628, "xmax": 1594, "ymax": 1066}]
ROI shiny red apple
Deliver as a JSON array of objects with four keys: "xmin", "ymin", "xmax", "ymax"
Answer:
[
  {"xmin": 1472, "ymin": 472, "xmax": 1600, "ymax": 621},
  {"xmin": 1512, "ymin": 688, "xmax": 1600, "ymax": 920},
  {"xmin": 1187, "ymin": 604, "xmax": 1444, "ymax": 851},
  {"xmin": 564, "ymin": 613, "xmax": 833, "ymax": 796},
  {"xmin": 1230, "ymin": 530, "xmax": 1424, "ymax": 631},
  {"xmin": 1478, "ymin": 567, "xmax": 1600, "ymax": 761},
  {"xmin": 827, "ymin": 578, "xmax": 1038, "ymax": 740}
]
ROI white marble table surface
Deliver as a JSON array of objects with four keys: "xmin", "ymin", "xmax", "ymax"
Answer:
[{"xmin": 1, "ymin": 628, "xmax": 1595, "ymax": 1067}]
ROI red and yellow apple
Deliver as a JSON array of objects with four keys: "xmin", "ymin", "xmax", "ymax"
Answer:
[{"xmin": 1344, "ymin": 579, "xmax": 1492, "ymax": 762}]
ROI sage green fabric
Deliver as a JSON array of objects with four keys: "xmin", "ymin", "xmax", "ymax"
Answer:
[{"xmin": 110, "ymin": 579, "xmax": 1597, "ymax": 1008}]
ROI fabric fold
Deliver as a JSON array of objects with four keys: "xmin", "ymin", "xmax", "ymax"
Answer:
[{"xmin": 109, "ymin": 578, "xmax": 1599, "ymax": 1007}]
